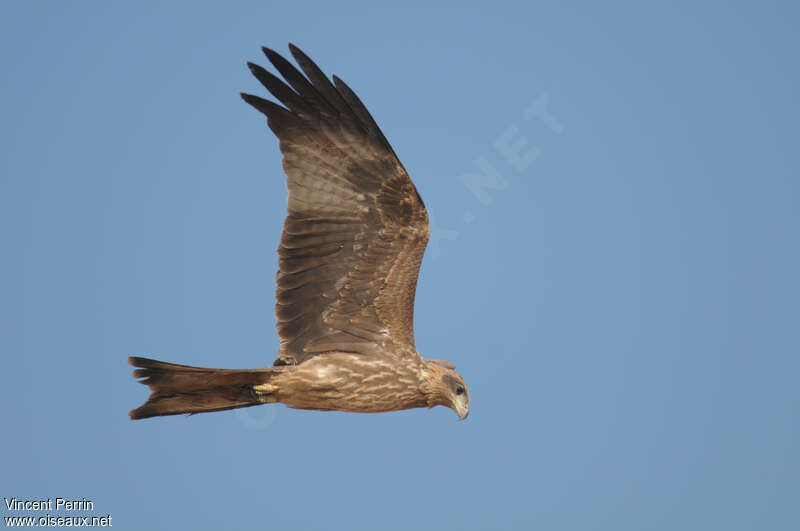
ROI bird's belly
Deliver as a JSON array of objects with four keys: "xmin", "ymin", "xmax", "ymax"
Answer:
[{"xmin": 274, "ymin": 353, "xmax": 426, "ymax": 413}]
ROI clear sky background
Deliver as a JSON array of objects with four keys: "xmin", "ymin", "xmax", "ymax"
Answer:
[{"xmin": 2, "ymin": 1, "xmax": 798, "ymax": 529}]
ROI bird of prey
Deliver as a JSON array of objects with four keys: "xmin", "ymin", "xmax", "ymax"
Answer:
[{"xmin": 129, "ymin": 44, "xmax": 470, "ymax": 421}]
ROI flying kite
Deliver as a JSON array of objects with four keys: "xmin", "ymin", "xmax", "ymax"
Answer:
[{"xmin": 129, "ymin": 44, "xmax": 470, "ymax": 421}]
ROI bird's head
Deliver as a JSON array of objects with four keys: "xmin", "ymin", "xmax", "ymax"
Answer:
[{"xmin": 423, "ymin": 359, "xmax": 470, "ymax": 420}]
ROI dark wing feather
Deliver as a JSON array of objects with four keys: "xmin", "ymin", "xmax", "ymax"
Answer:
[{"xmin": 242, "ymin": 44, "xmax": 429, "ymax": 365}]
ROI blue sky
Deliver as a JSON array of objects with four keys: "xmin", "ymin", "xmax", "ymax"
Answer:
[{"xmin": 2, "ymin": 1, "xmax": 798, "ymax": 529}]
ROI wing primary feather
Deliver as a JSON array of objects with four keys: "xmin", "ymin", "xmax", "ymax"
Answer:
[
  {"xmin": 288, "ymin": 43, "xmax": 352, "ymax": 116},
  {"xmin": 332, "ymin": 75, "xmax": 398, "ymax": 161},
  {"xmin": 246, "ymin": 62, "xmax": 313, "ymax": 116},
  {"xmin": 262, "ymin": 46, "xmax": 336, "ymax": 116},
  {"xmin": 240, "ymin": 92, "xmax": 285, "ymax": 116}
]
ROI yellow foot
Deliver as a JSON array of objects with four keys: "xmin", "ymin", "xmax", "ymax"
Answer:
[{"xmin": 251, "ymin": 383, "xmax": 278, "ymax": 403}]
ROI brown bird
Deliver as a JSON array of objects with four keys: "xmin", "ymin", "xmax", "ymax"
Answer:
[{"xmin": 129, "ymin": 44, "xmax": 470, "ymax": 421}]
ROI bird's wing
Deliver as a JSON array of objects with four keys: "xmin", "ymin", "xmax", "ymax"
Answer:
[{"xmin": 241, "ymin": 44, "xmax": 429, "ymax": 366}]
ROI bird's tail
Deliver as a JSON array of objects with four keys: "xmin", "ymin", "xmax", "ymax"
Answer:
[{"xmin": 128, "ymin": 357, "xmax": 279, "ymax": 420}]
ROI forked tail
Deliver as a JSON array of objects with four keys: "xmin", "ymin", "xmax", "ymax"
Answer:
[{"xmin": 128, "ymin": 357, "xmax": 278, "ymax": 420}]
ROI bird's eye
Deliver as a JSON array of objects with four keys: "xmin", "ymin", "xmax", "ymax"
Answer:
[{"xmin": 455, "ymin": 385, "xmax": 465, "ymax": 396}]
